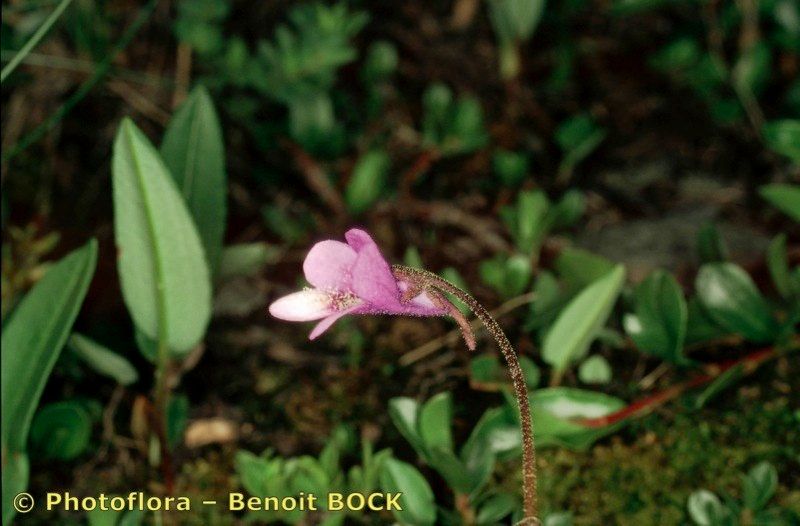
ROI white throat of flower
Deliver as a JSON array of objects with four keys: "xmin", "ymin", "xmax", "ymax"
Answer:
[{"xmin": 324, "ymin": 288, "xmax": 361, "ymax": 311}]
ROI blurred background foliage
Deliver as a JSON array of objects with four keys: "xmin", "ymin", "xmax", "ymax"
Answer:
[{"xmin": 1, "ymin": 0, "xmax": 799, "ymax": 524}]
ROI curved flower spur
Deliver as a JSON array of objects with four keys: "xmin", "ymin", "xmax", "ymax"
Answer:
[{"xmin": 269, "ymin": 228, "xmax": 540, "ymax": 525}]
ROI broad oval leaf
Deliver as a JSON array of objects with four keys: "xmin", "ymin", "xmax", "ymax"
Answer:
[
  {"xmin": 69, "ymin": 333, "xmax": 138, "ymax": 385},
  {"xmin": 543, "ymin": 265, "xmax": 625, "ymax": 372},
  {"xmin": 623, "ymin": 270, "xmax": 688, "ymax": 364},
  {"xmin": 578, "ymin": 355, "xmax": 612, "ymax": 384},
  {"xmin": 743, "ymin": 461, "xmax": 778, "ymax": 511},
  {"xmin": 345, "ymin": 149, "xmax": 390, "ymax": 215},
  {"xmin": 762, "ymin": 119, "xmax": 800, "ymax": 163},
  {"xmin": 554, "ymin": 247, "xmax": 615, "ymax": 292},
  {"xmin": 695, "ymin": 263, "xmax": 778, "ymax": 344},
  {"xmin": 760, "ymin": 183, "xmax": 800, "ymax": 222},
  {"xmin": 475, "ymin": 492, "xmax": 516, "ymax": 524},
  {"xmin": 113, "ymin": 118, "xmax": 212, "ymax": 354},
  {"xmin": 462, "ymin": 405, "xmax": 521, "ymax": 464},
  {"xmin": 529, "ymin": 387, "xmax": 626, "ymax": 450},
  {"xmin": 426, "ymin": 447, "xmax": 474, "ymax": 494},
  {"xmin": 380, "ymin": 458, "xmax": 437, "ymax": 526},
  {"xmin": 418, "ymin": 392, "xmax": 454, "ymax": 453},
  {"xmin": 388, "ymin": 397, "xmax": 426, "ymax": 458},
  {"xmin": 1, "ymin": 239, "xmax": 97, "ymax": 453},
  {"xmin": 687, "ymin": 490, "xmax": 726, "ymax": 526},
  {"xmin": 160, "ymin": 85, "xmax": 227, "ymax": 276},
  {"xmin": 218, "ymin": 242, "xmax": 276, "ymax": 281}
]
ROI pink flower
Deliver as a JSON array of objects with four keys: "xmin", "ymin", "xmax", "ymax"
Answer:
[{"xmin": 269, "ymin": 228, "xmax": 473, "ymax": 346}]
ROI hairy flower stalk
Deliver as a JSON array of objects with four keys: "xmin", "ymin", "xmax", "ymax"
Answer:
[
  {"xmin": 268, "ymin": 228, "xmax": 539, "ymax": 523},
  {"xmin": 392, "ymin": 265, "xmax": 539, "ymax": 524}
]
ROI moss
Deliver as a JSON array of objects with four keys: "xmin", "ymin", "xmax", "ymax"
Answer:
[{"xmin": 530, "ymin": 389, "xmax": 800, "ymax": 524}]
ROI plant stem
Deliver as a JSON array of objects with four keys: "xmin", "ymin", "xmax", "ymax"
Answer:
[
  {"xmin": 392, "ymin": 265, "xmax": 539, "ymax": 524},
  {"xmin": 0, "ymin": 0, "xmax": 75, "ymax": 83},
  {"xmin": 577, "ymin": 345, "xmax": 782, "ymax": 428}
]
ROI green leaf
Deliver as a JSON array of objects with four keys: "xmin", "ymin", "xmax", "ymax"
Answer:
[
  {"xmin": 361, "ymin": 40, "xmax": 398, "ymax": 84},
  {"xmin": 113, "ymin": 118, "xmax": 212, "ymax": 354},
  {"xmin": 418, "ymin": 392, "xmax": 454, "ymax": 453},
  {"xmin": 1, "ymin": 239, "xmax": 97, "ymax": 454},
  {"xmin": 462, "ymin": 405, "xmax": 521, "ymax": 463},
  {"xmin": 685, "ymin": 298, "xmax": 729, "ymax": 345},
  {"xmin": 422, "ymin": 83, "xmax": 487, "ymax": 156},
  {"xmin": 488, "ymin": 0, "xmax": 546, "ymax": 43},
  {"xmin": 528, "ymin": 388, "xmax": 626, "ymax": 450},
  {"xmin": 440, "ymin": 267, "xmax": 471, "ymax": 315},
  {"xmin": 318, "ymin": 425, "xmax": 350, "ymax": 480},
  {"xmin": 88, "ymin": 508, "xmax": 144, "ymax": 526},
  {"xmin": 766, "ymin": 234, "xmax": 799, "ymax": 300},
  {"xmin": 623, "ymin": 270, "xmax": 688, "ymax": 364},
  {"xmin": 69, "ymin": 333, "xmax": 138, "ymax": 385},
  {"xmin": 733, "ymin": 42, "xmax": 771, "ymax": 96},
  {"xmin": 550, "ymin": 190, "xmax": 585, "ymax": 230},
  {"xmin": 526, "ymin": 270, "xmax": 564, "ymax": 332},
  {"xmin": 578, "ymin": 355, "xmax": 612, "ymax": 384},
  {"xmin": 404, "ymin": 246, "xmax": 425, "ymax": 269},
  {"xmin": 345, "ymin": 149, "xmax": 390, "ymax": 215},
  {"xmin": 688, "ymin": 490, "xmax": 731, "ymax": 526},
  {"xmin": 161, "ymin": 85, "xmax": 227, "ymax": 276},
  {"xmin": 760, "ymin": 183, "xmax": 800, "ymax": 222},
  {"xmin": 543, "ymin": 265, "xmax": 625, "ymax": 372},
  {"xmin": 167, "ymin": 394, "xmax": 189, "ymax": 449},
  {"xmin": 427, "ymin": 447, "xmax": 474, "ymax": 494},
  {"xmin": 554, "ymin": 247, "xmax": 616, "ymax": 292},
  {"xmin": 479, "ymin": 254, "xmax": 533, "ymax": 299},
  {"xmin": 218, "ymin": 242, "xmax": 276, "ymax": 281},
  {"xmin": 502, "ymin": 190, "xmax": 550, "ymax": 255},
  {"xmin": 493, "ymin": 149, "xmax": 529, "ymax": 187},
  {"xmin": 470, "ymin": 354, "xmax": 540, "ymax": 389},
  {"xmin": 87, "ymin": 507, "xmax": 120, "ymax": 526},
  {"xmin": 2, "ymin": 452, "xmax": 28, "ymax": 526},
  {"xmin": 696, "ymin": 222, "xmax": 728, "ymax": 263},
  {"xmin": 696, "ymin": 263, "xmax": 778, "ymax": 343},
  {"xmin": 119, "ymin": 510, "xmax": 145, "ymax": 526},
  {"xmin": 235, "ymin": 450, "xmax": 287, "ymax": 498},
  {"xmin": 742, "ymin": 461, "xmax": 778, "ymax": 511},
  {"xmin": 380, "ymin": 458, "xmax": 437, "ymax": 526},
  {"xmin": 555, "ymin": 114, "xmax": 607, "ymax": 179},
  {"xmin": 543, "ymin": 511, "xmax": 574, "ymax": 526},
  {"xmin": 29, "ymin": 401, "xmax": 93, "ymax": 460},
  {"xmin": 388, "ymin": 398, "xmax": 427, "ymax": 458},
  {"xmin": 694, "ymin": 364, "xmax": 744, "ymax": 409},
  {"xmin": 762, "ymin": 120, "xmax": 800, "ymax": 163},
  {"xmin": 476, "ymin": 493, "xmax": 516, "ymax": 524}
]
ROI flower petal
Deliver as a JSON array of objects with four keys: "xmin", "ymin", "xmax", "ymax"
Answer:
[
  {"xmin": 351, "ymin": 242, "xmax": 401, "ymax": 309},
  {"xmin": 303, "ymin": 240, "xmax": 357, "ymax": 290},
  {"xmin": 268, "ymin": 289, "xmax": 334, "ymax": 321},
  {"xmin": 344, "ymin": 228, "xmax": 376, "ymax": 252},
  {"xmin": 309, "ymin": 305, "xmax": 361, "ymax": 339}
]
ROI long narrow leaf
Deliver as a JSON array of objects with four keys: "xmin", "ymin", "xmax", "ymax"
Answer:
[
  {"xmin": 543, "ymin": 265, "xmax": 625, "ymax": 372},
  {"xmin": 113, "ymin": 118, "xmax": 211, "ymax": 354},
  {"xmin": 1, "ymin": 239, "xmax": 97, "ymax": 451},
  {"xmin": 161, "ymin": 86, "xmax": 227, "ymax": 276},
  {"xmin": 1, "ymin": 240, "xmax": 96, "ymax": 526}
]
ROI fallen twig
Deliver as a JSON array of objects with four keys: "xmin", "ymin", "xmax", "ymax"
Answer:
[
  {"xmin": 577, "ymin": 346, "xmax": 781, "ymax": 428},
  {"xmin": 282, "ymin": 140, "xmax": 346, "ymax": 217}
]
